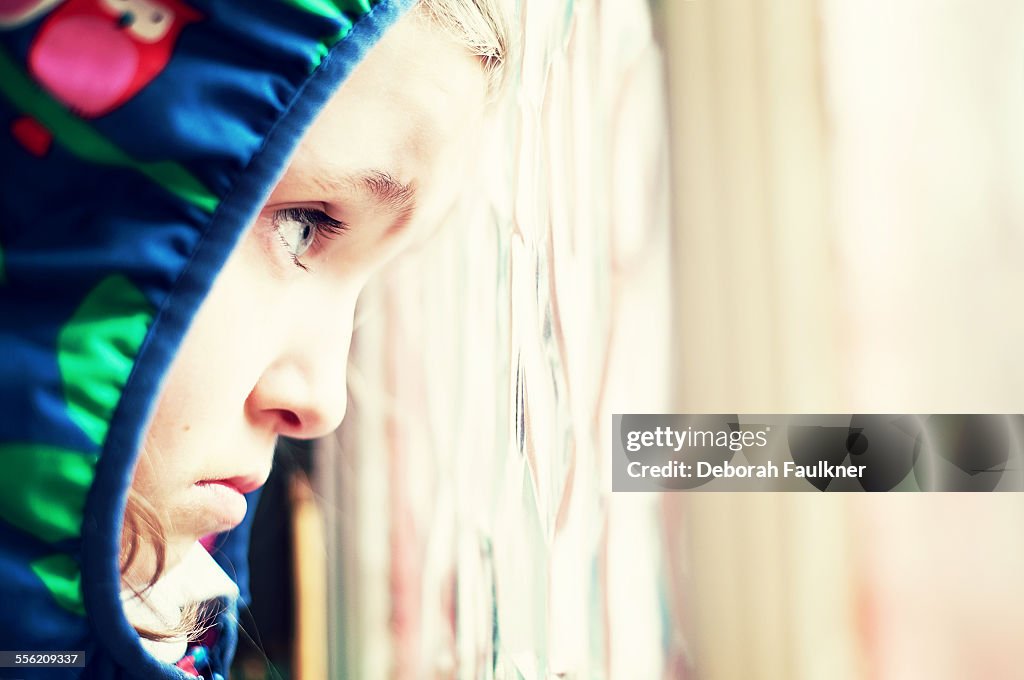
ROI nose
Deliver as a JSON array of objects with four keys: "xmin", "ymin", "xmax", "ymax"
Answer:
[{"xmin": 244, "ymin": 297, "xmax": 356, "ymax": 440}]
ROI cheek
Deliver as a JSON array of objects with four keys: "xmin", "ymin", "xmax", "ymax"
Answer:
[
  {"xmin": 174, "ymin": 237, "xmax": 283, "ymax": 402},
  {"xmin": 148, "ymin": 316, "xmax": 245, "ymax": 441},
  {"xmin": 131, "ymin": 375, "xmax": 206, "ymax": 502},
  {"xmin": 132, "ymin": 241, "xmax": 274, "ymax": 486}
]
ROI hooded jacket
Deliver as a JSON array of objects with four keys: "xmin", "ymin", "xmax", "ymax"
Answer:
[{"xmin": 0, "ymin": 0, "xmax": 413, "ymax": 676}]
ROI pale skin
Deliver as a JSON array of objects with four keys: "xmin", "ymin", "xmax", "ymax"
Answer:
[{"xmin": 126, "ymin": 9, "xmax": 489, "ymax": 584}]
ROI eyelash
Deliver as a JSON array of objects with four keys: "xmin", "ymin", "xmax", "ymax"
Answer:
[{"xmin": 271, "ymin": 207, "xmax": 348, "ymax": 271}]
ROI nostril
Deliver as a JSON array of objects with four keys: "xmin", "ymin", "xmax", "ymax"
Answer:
[
  {"xmin": 118, "ymin": 12, "xmax": 134, "ymax": 28},
  {"xmin": 275, "ymin": 409, "xmax": 302, "ymax": 430}
]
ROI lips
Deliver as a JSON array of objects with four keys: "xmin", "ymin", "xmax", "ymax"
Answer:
[
  {"xmin": 197, "ymin": 467, "xmax": 270, "ymax": 494},
  {"xmin": 190, "ymin": 470, "xmax": 269, "ymax": 529},
  {"xmin": 201, "ymin": 474, "xmax": 266, "ymax": 495},
  {"xmin": 193, "ymin": 480, "xmax": 249, "ymax": 530}
]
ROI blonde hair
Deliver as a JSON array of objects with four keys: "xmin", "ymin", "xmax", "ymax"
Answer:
[
  {"xmin": 418, "ymin": 0, "xmax": 513, "ymax": 99},
  {"xmin": 120, "ymin": 0, "xmax": 512, "ymax": 643}
]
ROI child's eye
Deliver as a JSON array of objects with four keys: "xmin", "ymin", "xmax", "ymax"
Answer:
[{"xmin": 272, "ymin": 207, "xmax": 348, "ymax": 270}]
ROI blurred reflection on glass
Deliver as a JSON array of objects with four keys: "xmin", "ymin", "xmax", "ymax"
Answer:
[{"xmin": 318, "ymin": 0, "xmax": 674, "ymax": 678}]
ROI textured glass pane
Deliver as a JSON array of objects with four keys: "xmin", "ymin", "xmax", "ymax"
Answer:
[{"xmin": 317, "ymin": 0, "xmax": 675, "ymax": 677}]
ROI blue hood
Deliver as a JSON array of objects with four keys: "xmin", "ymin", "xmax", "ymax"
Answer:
[{"xmin": 0, "ymin": 0, "xmax": 412, "ymax": 676}]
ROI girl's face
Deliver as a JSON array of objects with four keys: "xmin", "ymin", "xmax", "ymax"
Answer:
[{"xmin": 127, "ymin": 9, "xmax": 488, "ymax": 578}]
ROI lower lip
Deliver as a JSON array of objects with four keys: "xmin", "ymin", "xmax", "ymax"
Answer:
[{"xmin": 193, "ymin": 481, "xmax": 248, "ymax": 529}]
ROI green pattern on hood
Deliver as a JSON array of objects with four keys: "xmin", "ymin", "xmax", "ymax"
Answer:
[
  {"xmin": 58, "ymin": 275, "xmax": 155, "ymax": 448},
  {"xmin": 31, "ymin": 553, "xmax": 86, "ymax": 616},
  {"xmin": 0, "ymin": 444, "xmax": 97, "ymax": 543}
]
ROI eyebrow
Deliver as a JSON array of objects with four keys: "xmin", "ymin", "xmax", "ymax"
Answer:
[
  {"xmin": 313, "ymin": 169, "xmax": 417, "ymax": 218},
  {"xmin": 362, "ymin": 170, "xmax": 416, "ymax": 214}
]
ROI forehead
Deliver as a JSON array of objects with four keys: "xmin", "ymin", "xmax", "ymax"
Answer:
[{"xmin": 289, "ymin": 10, "xmax": 487, "ymax": 189}]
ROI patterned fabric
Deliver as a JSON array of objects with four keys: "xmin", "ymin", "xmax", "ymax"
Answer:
[{"xmin": 0, "ymin": 1, "xmax": 413, "ymax": 677}]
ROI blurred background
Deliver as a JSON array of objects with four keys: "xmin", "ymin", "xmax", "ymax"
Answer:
[
  {"xmin": 235, "ymin": 0, "xmax": 1024, "ymax": 678},
  {"xmin": 659, "ymin": 0, "xmax": 1024, "ymax": 677}
]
